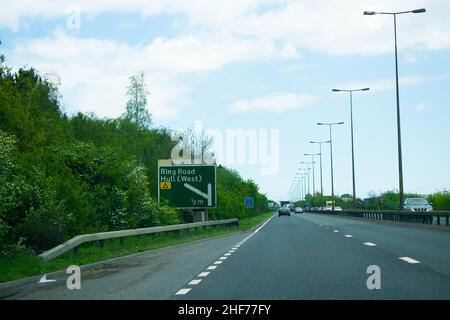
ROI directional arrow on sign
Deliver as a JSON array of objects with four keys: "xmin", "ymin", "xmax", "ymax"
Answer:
[{"xmin": 184, "ymin": 183, "xmax": 212, "ymax": 206}]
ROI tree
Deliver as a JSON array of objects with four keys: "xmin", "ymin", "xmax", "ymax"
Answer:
[{"xmin": 125, "ymin": 71, "xmax": 151, "ymax": 128}]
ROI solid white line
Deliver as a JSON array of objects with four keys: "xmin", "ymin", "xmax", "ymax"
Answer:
[
  {"xmin": 175, "ymin": 288, "xmax": 191, "ymax": 295},
  {"xmin": 207, "ymin": 266, "xmax": 217, "ymax": 270},
  {"xmin": 344, "ymin": 235, "xmax": 353, "ymax": 238},
  {"xmin": 399, "ymin": 257, "xmax": 421, "ymax": 264},
  {"xmin": 213, "ymin": 260, "xmax": 223, "ymax": 264},
  {"xmin": 364, "ymin": 242, "xmax": 377, "ymax": 247},
  {"xmin": 254, "ymin": 214, "xmax": 275, "ymax": 233},
  {"xmin": 188, "ymin": 279, "xmax": 202, "ymax": 285},
  {"xmin": 198, "ymin": 272, "xmax": 210, "ymax": 277}
]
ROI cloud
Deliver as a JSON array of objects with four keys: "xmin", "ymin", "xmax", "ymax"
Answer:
[
  {"xmin": 2, "ymin": 1, "xmax": 450, "ymax": 56},
  {"xmin": 416, "ymin": 102, "xmax": 426, "ymax": 112},
  {"xmin": 229, "ymin": 93, "xmax": 316, "ymax": 113},
  {"xmin": 8, "ymin": 30, "xmax": 192, "ymax": 121},
  {"xmin": 339, "ymin": 74, "xmax": 448, "ymax": 93}
]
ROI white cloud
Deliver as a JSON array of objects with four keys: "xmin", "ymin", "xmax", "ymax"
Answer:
[
  {"xmin": 340, "ymin": 74, "xmax": 448, "ymax": 93},
  {"xmin": 229, "ymin": 93, "xmax": 316, "ymax": 113},
  {"xmin": 7, "ymin": 30, "xmax": 299, "ymax": 120},
  {"xmin": 2, "ymin": 0, "xmax": 450, "ymax": 55},
  {"xmin": 416, "ymin": 102, "xmax": 426, "ymax": 112}
]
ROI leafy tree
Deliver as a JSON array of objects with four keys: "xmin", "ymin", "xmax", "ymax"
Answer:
[{"xmin": 125, "ymin": 71, "xmax": 151, "ymax": 128}]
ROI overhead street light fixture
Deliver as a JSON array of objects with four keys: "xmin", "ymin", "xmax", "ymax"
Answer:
[
  {"xmin": 332, "ymin": 87, "xmax": 370, "ymax": 209},
  {"xmin": 317, "ymin": 122, "xmax": 344, "ymax": 210},
  {"xmin": 364, "ymin": 7, "xmax": 426, "ymax": 210}
]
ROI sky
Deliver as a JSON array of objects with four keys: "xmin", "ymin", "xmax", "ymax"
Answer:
[{"xmin": 1, "ymin": 0, "xmax": 450, "ymax": 202}]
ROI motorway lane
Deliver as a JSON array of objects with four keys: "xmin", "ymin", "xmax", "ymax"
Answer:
[
  {"xmin": 16, "ymin": 232, "xmax": 250, "ymax": 300},
  {"xmin": 174, "ymin": 213, "xmax": 450, "ymax": 300},
  {"xmin": 15, "ymin": 213, "xmax": 450, "ymax": 299},
  {"xmin": 300, "ymin": 213, "xmax": 450, "ymax": 278}
]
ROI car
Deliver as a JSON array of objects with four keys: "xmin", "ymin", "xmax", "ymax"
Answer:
[
  {"xmin": 294, "ymin": 207, "xmax": 303, "ymax": 214},
  {"xmin": 403, "ymin": 198, "xmax": 433, "ymax": 212},
  {"xmin": 334, "ymin": 206, "xmax": 343, "ymax": 211},
  {"xmin": 278, "ymin": 206, "xmax": 291, "ymax": 216}
]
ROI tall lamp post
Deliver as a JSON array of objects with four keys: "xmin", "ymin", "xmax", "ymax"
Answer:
[
  {"xmin": 310, "ymin": 141, "xmax": 330, "ymax": 198},
  {"xmin": 364, "ymin": 8, "xmax": 426, "ymax": 210},
  {"xmin": 304, "ymin": 156, "xmax": 319, "ymax": 195},
  {"xmin": 332, "ymin": 88, "xmax": 370, "ymax": 209},
  {"xmin": 317, "ymin": 122, "xmax": 344, "ymax": 211}
]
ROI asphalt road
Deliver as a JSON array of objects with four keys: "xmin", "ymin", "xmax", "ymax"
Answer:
[{"xmin": 16, "ymin": 213, "xmax": 450, "ymax": 300}]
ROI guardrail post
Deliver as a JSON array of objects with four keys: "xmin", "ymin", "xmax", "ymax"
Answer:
[
  {"xmin": 446, "ymin": 216, "xmax": 449, "ymax": 227},
  {"xmin": 120, "ymin": 237, "xmax": 125, "ymax": 247},
  {"xmin": 73, "ymin": 246, "xmax": 78, "ymax": 255},
  {"xmin": 98, "ymin": 240, "xmax": 105, "ymax": 248},
  {"xmin": 437, "ymin": 217, "xmax": 441, "ymax": 226}
]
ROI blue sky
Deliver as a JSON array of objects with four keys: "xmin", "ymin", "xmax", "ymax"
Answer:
[{"xmin": 1, "ymin": 0, "xmax": 450, "ymax": 201}]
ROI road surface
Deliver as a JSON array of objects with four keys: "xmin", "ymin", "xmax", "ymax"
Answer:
[{"xmin": 15, "ymin": 213, "xmax": 450, "ymax": 300}]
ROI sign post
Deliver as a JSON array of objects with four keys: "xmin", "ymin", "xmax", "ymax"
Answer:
[
  {"xmin": 158, "ymin": 160, "xmax": 217, "ymax": 222},
  {"xmin": 244, "ymin": 197, "xmax": 254, "ymax": 224}
]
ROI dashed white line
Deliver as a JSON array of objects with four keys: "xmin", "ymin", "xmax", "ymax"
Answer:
[
  {"xmin": 213, "ymin": 260, "xmax": 223, "ymax": 265},
  {"xmin": 364, "ymin": 242, "xmax": 377, "ymax": 247},
  {"xmin": 198, "ymin": 272, "xmax": 210, "ymax": 277},
  {"xmin": 219, "ymin": 256, "xmax": 227, "ymax": 260},
  {"xmin": 344, "ymin": 235, "xmax": 353, "ymax": 238},
  {"xmin": 175, "ymin": 288, "xmax": 191, "ymax": 295},
  {"xmin": 207, "ymin": 266, "xmax": 217, "ymax": 270},
  {"xmin": 188, "ymin": 279, "xmax": 202, "ymax": 285},
  {"xmin": 224, "ymin": 253, "xmax": 232, "ymax": 256},
  {"xmin": 399, "ymin": 257, "xmax": 421, "ymax": 264},
  {"xmin": 333, "ymin": 230, "xmax": 339, "ymax": 233}
]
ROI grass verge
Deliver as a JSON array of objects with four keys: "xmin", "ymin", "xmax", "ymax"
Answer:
[{"xmin": 0, "ymin": 211, "xmax": 274, "ymax": 283}]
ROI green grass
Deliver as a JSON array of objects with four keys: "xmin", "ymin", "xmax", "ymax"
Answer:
[{"xmin": 0, "ymin": 211, "xmax": 274, "ymax": 283}]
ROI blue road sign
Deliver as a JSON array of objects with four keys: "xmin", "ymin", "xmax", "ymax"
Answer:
[{"xmin": 244, "ymin": 197, "xmax": 254, "ymax": 208}]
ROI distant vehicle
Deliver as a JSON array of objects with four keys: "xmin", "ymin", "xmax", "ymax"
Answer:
[
  {"xmin": 294, "ymin": 207, "xmax": 303, "ymax": 214},
  {"xmin": 403, "ymin": 198, "xmax": 433, "ymax": 212},
  {"xmin": 278, "ymin": 206, "xmax": 291, "ymax": 217},
  {"xmin": 334, "ymin": 206, "xmax": 343, "ymax": 211}
]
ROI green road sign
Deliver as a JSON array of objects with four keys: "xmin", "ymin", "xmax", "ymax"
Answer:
[{"xmin": 158, "ymin": 161, "xmax": 217, "ymax": 209}]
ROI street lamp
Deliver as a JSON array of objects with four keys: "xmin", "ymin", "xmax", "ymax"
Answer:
[
  {"xmin": 317, "ymin": 122, "xmax": 344, "ymax": 211},
  {"xmin": 304, "ymin": 155, "xmax": 320, "ymax": 196},
  {"xmin": 332, "ymin": 88, "xmax": 370, "ymax": 209},
  {"xmin": 310, "ymin": 141, "xmax": 331, "ymax": 198},
  {"xmin": 299, "ymin": 167, "xmax": 310, "ymax": 196},
  {"xmin": 364, "ymin": 8, "xmax": 426, "ymax": 210}
]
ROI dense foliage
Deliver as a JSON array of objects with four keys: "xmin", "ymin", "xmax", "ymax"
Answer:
[{"xmin": 0, "ymin": 53, "xmax": 269, "ymax": 257}]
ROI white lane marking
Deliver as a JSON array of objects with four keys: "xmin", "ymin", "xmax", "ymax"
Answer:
[
  {"xmin": 219, "ymin": 256, "xmax": 227, "ymax": 260},
  {"xmin": 175, "ymin": 288, "xmax": 191, "ymax": 295},
  {"xmin": 38, "ymin": 274, "xmax": 56, "ymax": 284},
  {"xmin": 254, "ymin": 214, "xmax": 275, "ymax": 233},
  {"xmin": 344, "ymin": 235, "xmax": 353, "ymax": 238},
  {"xmin": 198, "ymin": 272, "xmax": 210, "ymax": 277},
  {"xmin": 399, "ymin": 257, "xmax": 421, "ymax": 264},
  {"xmin": 333, "ymin": 230, "xmax": 339, "ymax": 233},
  {"xmin": 213, "ymin": 260, "xmax": 223, "ymax": 264},
  {"xmin": 232, "ymin": 247, "xmax": 238, "ymax": 250},
  {"xmin": 224, "ymin": 253, "xmax": 232, "ymax": 256},
  {"xmin": 188, "ymin": 279, "xmax": 202, "ymax": 285},
  {"xmin": 364, "ymin": 242, "xmax": 377, "ymax": 247},
  {"xmin": 207, "ymin": 265, "xmax": 217, "ymax": 270}
]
